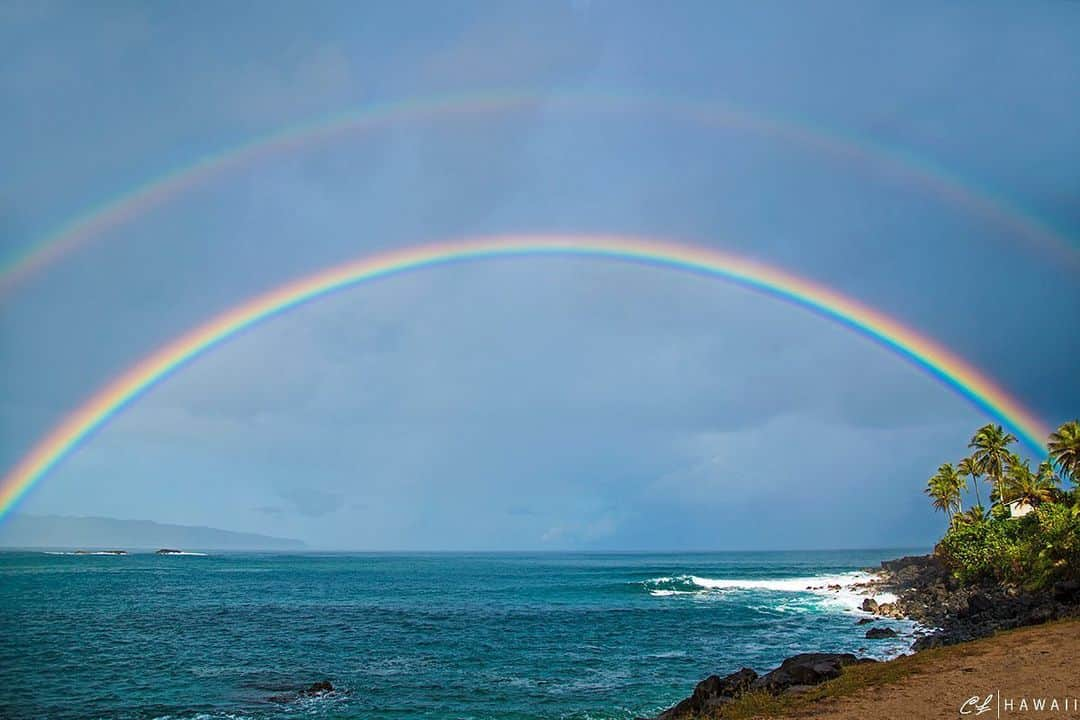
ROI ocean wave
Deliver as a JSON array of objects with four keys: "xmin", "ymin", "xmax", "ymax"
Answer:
[
  {"xmin": 639, "ymin": 572, "xmax": 898, "ymax": 612},
  {"xmin": 42, "ymin": 550, "xmax": 127, "ymax": 556},
  {"xmin": 640, "ymin": 575, "xmax": 705, "ymax": 595}
]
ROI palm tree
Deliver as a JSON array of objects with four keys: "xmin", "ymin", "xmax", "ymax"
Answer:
[
  {"xmin": 925, "ymin": 473, "xmax": 954, "ymax": 523},
  {"xmin": 1004, "ymin": 457, "xmax": 1057, "ymax": 506},
  {"xmin": 1002, "ymin": 455, "xmax": 1031, "ymax": 503},
  {"xmin": 969, "ymin": 424, "xmax": 1017, "ymax": 504},
  {"xmin": 953, "ymin": 505, "xmax": 987, "ymax": 525},
  {"xmin": 1048, "ymin": 420, "xmax": 1080, "ymax": 485},
  {"xmin": 938, "ymin": 462, "xmax": 965, "ymax": 514},
  {"xmin": 1036, "ymin": 460, "xmax": 1065, "ymax": 503},
  {"xmin": 957, "ymin": 456, "xmax": 983, "ymax": 508},
  {"xmin": 926, "ymin": 464, "xmax": 963, "ymax": 523},
  {"xmin": 1036, "ymin": 459, "xmax": 1058, "ymax": 484}
]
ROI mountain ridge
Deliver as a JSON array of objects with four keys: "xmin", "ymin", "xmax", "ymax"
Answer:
[{"xmin": 0, "ymin": 514, "xmax": 305, "ymax": 550}]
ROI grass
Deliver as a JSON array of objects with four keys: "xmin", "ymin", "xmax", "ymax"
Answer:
[
  {"xmin": 703, "ymin": 619, "xmax": 1078, "ymax": 719},
  {"xmin": 718, "ymin": 649, "xmax": 958, "ymax": 719}
]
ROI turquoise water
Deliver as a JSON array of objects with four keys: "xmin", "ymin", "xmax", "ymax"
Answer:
[{"xmin": 0, "ymin": 550, "xmax": 922, "ymax": 720}]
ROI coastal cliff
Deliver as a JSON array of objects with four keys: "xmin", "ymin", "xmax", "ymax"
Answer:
[
  {"xmin": 873, "ymin": 554, "xmax": 1080, "ymax": 648},
  {"xmin": 643, "ymin": 554, "xmax": 1080, "ymax": 720}
]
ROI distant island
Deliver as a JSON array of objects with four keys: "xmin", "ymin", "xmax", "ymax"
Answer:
[{"xmin": 0, "ymin": 514, "xmax": 305, "ymax": 551}]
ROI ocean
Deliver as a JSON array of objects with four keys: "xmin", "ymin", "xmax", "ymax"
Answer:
[{"xmin": 0, "ymin": 549, "xmax": 924, "ymax": 720}]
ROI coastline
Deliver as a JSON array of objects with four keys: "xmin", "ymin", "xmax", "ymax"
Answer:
[
  {"xmin": 643, "ymin": 553, "xmax": 1080, "ymax": 719},
  {"xmin": 862, "ymin": 554, "xmax": 1080, "ymax": 649},
  {"xmin": 704, "ymin": 619, "xmax": 1080, "ymax": 720}
]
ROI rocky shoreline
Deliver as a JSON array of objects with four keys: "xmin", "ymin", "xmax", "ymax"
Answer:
[
  {"xmin": 863, "ymin": 554, "xmax": 1080, "ymax": 649},
  {"xmin": 640, "ymin": 554, "xmax": 1080, "ymax": 719},
  {"xmin": 639, "ymin": 653, "xmax": 876, "ymax": 720}
]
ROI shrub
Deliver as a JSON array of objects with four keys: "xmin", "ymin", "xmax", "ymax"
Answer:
[
  {"xmin": 935, "ymin": 504, "xmax": 1080, "ymax": 590},
  {"xmin": 1023, "ymin": 502, "xmax": 1080, "ymax": 589}
]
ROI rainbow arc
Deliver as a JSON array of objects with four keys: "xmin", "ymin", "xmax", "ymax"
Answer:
[
  {"xmin": 0, "ymin": 234, "xmax": 1051, "ymax": 518},
  {"xmin": 2, "ymin": 90, "xmax": 1076, "ymax": 296}
]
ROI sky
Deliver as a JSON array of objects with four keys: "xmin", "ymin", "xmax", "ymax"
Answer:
[{"xmin": 1, "ymin": 1, "xmax": 1078, "ymax": 550}]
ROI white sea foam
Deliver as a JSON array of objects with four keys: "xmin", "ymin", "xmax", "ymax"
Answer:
[
  {"xmin": 642, "ymin": 572, "xmax": 897, "ymax": 612},
  {"xmin": 157, "ymin": 551, "xmax": 208, "ymax": 556}
]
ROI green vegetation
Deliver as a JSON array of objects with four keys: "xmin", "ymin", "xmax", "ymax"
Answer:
[
  {"xmin": 928, "ymin": 421, "xmax": 1080, "ymax": 590},
  {"xmin": 924, "ymin": 462, "xmax": 965, "ymax": 521},
  {"xmin": 1049, "ymin": 421, "xmax": 1080, "ymax": 480}
]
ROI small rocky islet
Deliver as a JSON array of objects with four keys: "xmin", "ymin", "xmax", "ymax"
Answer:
[{"xmin": 267, "ymin": 680, "xmax": 337, "ymax": 704}]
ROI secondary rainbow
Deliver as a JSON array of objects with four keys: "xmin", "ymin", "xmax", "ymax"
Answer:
[
  {"xmin": 2, "ymin": 90, "xmax": 1075, "ymax": 295},
  {"xmin": 0, "ymin": 234, "xmax": 1052, "ymax": 518}
]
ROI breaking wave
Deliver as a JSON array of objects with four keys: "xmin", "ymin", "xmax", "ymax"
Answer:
[{"xmin": 639, "ymin": 572, "xmax": 897, "ymax": 612}]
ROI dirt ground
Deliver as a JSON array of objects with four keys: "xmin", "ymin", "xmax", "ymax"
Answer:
[{"xmin": 779, "ymin": 620, "xmax": 1080, "ymax": 719}]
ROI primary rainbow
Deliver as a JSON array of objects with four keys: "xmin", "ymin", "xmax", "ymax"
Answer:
[
  {"xmin": 0, "ymin": 234, "xmax": 1052, "ymax": 517},
  {"xmin": 1, "ymin": 90, "xmax": 1076, "ymax": 295}
]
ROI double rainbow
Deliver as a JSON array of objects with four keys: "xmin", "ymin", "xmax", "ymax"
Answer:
[
  {"xmin": 0, "ymin": 235, "xmax": 1051, "ymax": 518},
  {"xmin": 2, "ymin": 90, "xmax": 1076, "ymax": 296}
]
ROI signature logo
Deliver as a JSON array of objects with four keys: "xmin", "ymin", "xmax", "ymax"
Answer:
[
  {"xmin": 960, "ymin": 694, "xmax": 994, "ymax": 715},
  {"xmin": 961, "ymin": 691, "xmax": 1079, "ymax": 716}
]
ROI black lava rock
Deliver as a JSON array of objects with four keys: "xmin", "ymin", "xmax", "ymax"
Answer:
[
  {"xmin": 967, "ymin": 592, "xmax": 993, "ymax": 615},
  {"xmin": 269, "ymin": 680, "xmax": 334, "ymax": 704},
  {"xmin": 865, "ymin": 627, "xmax": 898, "ymax": 639},
  {"xmin": 301, "ymin": 680, "xmax": 333, "ymax": 696},
  {"xmin": 653, "ymin": 668, "xmax": 758, "ymax": 720},
  {"xmin": 1052, "ymin": 580, "xmax": 1080, "ymax": 604},
  {"xmin": 749, "ymin": 653, "xmax": 863, "ymax": 695}
]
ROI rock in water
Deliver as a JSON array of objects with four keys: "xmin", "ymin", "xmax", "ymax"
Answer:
[
  {"xmin": 269, "ymin": 680, "xmax": 334, "ymax": 703},
  {"xmin": 875, "ymin": 602, "xmax": 900, "ymax": 617},
  {"xmin": 644, "ymin": 653, "xmax": 877, "ymax": 718},
  {"xmin": 860, "ymin": 598, "xmax": 879, "ymax": 613},
  {"xmin": 865, "ymin": 627, "xmax": 898, "ymax": 639},
  {"xmin": 750, "ymin": 653, "xmax": 866, "ymax": 694},
  {"xmin": 653, "ymin": 668, "xmax": 758, "ymax": 719},
  {"xmin": 856, "ymin": 617, "xmax": 875, "ymax": 625},
  {"xmin": 301, "ymin": 680, "xmax": 333, "ymax": 696}
]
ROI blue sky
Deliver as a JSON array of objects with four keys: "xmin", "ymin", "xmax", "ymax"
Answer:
[{"xmin": 1, "ymin": 1, "xmax": 1078, "ymax": 549}]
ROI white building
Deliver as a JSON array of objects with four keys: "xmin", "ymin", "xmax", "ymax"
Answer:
[{"xmin": 1006, "ymin": 498, "xmax": 1035, "ymax": 518}]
